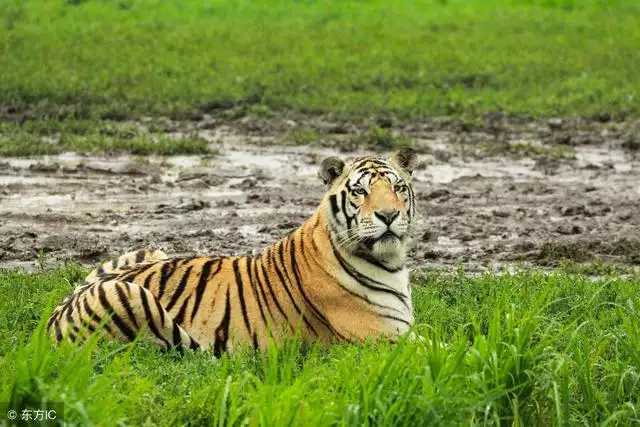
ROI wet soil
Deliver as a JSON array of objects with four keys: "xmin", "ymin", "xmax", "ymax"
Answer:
[{"xmin": 1, "ymin": 115, "xmax": 639, "ymax": 273}]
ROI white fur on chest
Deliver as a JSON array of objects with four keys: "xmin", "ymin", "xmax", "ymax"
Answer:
[{"xmin": 335, "ymin": 254, "xmax": 414, "ymax": 334}]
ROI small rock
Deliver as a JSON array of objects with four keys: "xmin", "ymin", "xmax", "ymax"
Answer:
[
  {"xmin": 230, "ymin": 178, "xmax": 257, "ymax": 190},
  {"xmin": 421, "ymin": 230, "xmax": 436, "ymax": 242},
  {"xmin": 424, "ymin": 189, "xmax": 451, "ymax": 201},
  {"xmin": 622, "ymin": 138, "xmax": 640, "ymax": 151},
  {"xmin": 216, "ymin": 199, "xmax": 238, "ymax": 208},
  {"xmin": 376, "ymin": 117, "xmax": 393, "ymax": 129},
  {"xmin": 29, "ymin": 163, "xmax": 59, "ymax": 173},
  {"xmin": 561, "ymin": 205, "xmax": 591, "ymax": 217},
  {"xmin": 547, "ymin": 118, "xmax": 564, "ymax": 130},
  {"xmin": 618, "ymin": 211, "xmax": 632, "ymax": 221},
  {"xmin": 556, "ymin": 224, "xmax": 583, "ymax": 235}
]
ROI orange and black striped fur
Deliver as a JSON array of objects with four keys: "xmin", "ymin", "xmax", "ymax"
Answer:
[{"xmin": 48, "ymin": 148, "xmax": 419, "ymax": 355}]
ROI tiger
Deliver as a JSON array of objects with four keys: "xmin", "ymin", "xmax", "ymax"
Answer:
[{"xmin": 47, "ymin": 148, "xmax": 418, "ymax": 355}]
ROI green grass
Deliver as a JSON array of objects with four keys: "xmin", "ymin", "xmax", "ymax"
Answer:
[
  {"xmin": 467, "ymin": 141, "xmax": 577, "ymax": 160},
  {"xmin": 1, "ymin": 0, "xmax": 640, "ymax": 121},
  {"xmin": 0, "ymin": 120, "xmax": 212, "ymax": 156},
  {"xmin": 2, "ymin": 265, "xmax": 640, "ymax": 425},
  {"xmin": 284, "ymin": 128, "xmax": 322, "ymax": 146}
]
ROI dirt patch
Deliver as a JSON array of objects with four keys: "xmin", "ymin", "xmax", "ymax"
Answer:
[{"xmin": 0, "ymin": 117, "xmax": 639, "ymax": 273}]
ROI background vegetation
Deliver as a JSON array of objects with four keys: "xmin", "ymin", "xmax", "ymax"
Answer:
[{"xmin": 1, "ymin": 0, "xmax": 639, "ymax": 121}]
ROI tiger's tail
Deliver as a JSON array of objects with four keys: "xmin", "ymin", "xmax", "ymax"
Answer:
[{"xmin": 47, "ymin": 279, "xmax": 200, "ymax": 351}]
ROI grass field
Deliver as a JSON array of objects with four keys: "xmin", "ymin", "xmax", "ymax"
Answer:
[
  {"xmin": 2, "ymin": 1, "xmax": 640, "ymax": 425},
  {"xmin": 1, "ymin": 266, "xmax": 639, "ymax": 425},
  {"xmin": 1, "ymin": 0, "xmax": 640, "ymax": 123}
]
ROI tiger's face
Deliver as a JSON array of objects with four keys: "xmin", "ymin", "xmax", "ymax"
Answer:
[{"xmin": 319, "ymin": 148, "xmax": 417, "ymax": 268}]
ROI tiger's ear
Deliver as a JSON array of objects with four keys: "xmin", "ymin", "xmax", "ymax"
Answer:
[
  {"xmin": 389, "ymin": 148, "xmax": 417, "ymax": 174},
  {"xmin": 318, "ymin": 157, "xmax": 346, "ymax": 186}
]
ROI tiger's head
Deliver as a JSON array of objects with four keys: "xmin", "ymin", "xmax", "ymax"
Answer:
[{"xmin": 318, "ymin": 148, "xmax": 417, "ymax": 269}]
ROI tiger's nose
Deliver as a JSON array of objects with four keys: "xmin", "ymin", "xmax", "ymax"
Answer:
[{"xmin": 374, "ymin": 209, "xmax": 399, "ymax": 226}]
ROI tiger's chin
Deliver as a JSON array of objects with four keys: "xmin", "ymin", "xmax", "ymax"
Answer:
[{"xmin": 356, "ymin": 233, "xmax": 408, "ymax": 269}]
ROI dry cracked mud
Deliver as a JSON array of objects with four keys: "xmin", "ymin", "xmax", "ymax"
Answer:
[{"xmin": 1, "ymin": 115, "xmax": 639, "ymax": 274}]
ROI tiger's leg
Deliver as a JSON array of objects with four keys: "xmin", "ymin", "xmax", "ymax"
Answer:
[
  {"xmin": 47, "ymin": 279, "xmax": 200, "ymax": 351},
  {"xmin": 82, "ymin": 249, "xmax": 168, "ymax": 287}
]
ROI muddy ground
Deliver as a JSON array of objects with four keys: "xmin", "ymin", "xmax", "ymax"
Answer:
[{"xmin": 1, "ymin": 114, "xmax": 639, "ymax": 274}]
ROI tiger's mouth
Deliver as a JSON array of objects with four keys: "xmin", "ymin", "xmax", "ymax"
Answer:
[
  {"xmin": 360, "ymin": 230, "xmax": 402, "ymax": 248},
  {"xmin": 377, "ymin": 230, "xmax": 400, "ymax": 242}
]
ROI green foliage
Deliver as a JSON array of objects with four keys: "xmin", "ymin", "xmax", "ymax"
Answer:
[
  {"xmin": 0, "ymin": 120, "xmax": 212, "ymax": 156},
  {"xmin": 474, "ymin": 141, "xmax": 576, "ymax": 160},
  {"xmin": 284, "ymin": 128, "xmax": 321, "ymax": 145},
  {"xmin": 1, "ymin": 0, "xmax": 639, "ymax": 120},
  {"xmin": 1, "ymin": 266, "xmax": 639, "ymax": 425},
  {"xmin": 363, "ymin": 126, "xmax": 413, "ymax": 150}
]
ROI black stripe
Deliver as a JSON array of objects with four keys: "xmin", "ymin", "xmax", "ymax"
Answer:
[
  {"xmin": 54, "ymin": 321, "xmax": 63, "ymax": 342},
  {"xmin": 172, "ymin": 323, "xmax": 181, "ymax": 346},
  {"xmin": 354, "ymin": 248, "xmax": 402, "ymax": 273},
  {"xmin": 407, "ymin": 186, "xmax": 415, "ymax": 219},
  {"xmin": 174, "ymin": 296, "xmax": 191, "ymax": 325},
  {"xmin": 64, "ymin": 302, "xmax": 75, "ymax": 329},
  {"xmin": 78, "ymin": 296, "xmax": 97, "ymax": 333},
  {"xmin": 259, "ymin": 259, "xmax": 294, "ymax": 330},
  {"xmin": 139, "ymin": 286, "xmax": 171, "ymax": 348},
  {"xmin": 329, "ymin": 194, "xmax": 340, "ymax": 218},
  {"xmin": 69, "ymin": 325, "xmax": 79, "ymax": 343},
  {"xmin": 191, "ymin": 259, "xmax": 220, "ymax": 322},
  {"xmin": 98, "ymin": 284, "xmax": 136, "ymax": 341},
  {"xmin": 115, "ymin": 282, "xmax": 139, "ymax": 328},
  {"xmin": 288, "ymin": 236, "xmax": 347, "ymax": 340},
  {"xmin": 189, "ymin": 336, "xmax": 200, "ymax": 351},
  {"xmin": 252, "ymin": 332, "xmax": 259, "ymax": 350},
  {"xmin": 246, "ymin": 257, "xmax": 268, "ymax": 328},
  {"xmin": 332, "ymin": 243, "xmax": 409, "ymax": 309},
  {"xmin": 253, "ymin": 258, "xmax": 276, "ymax": 323},
  {"xmin": 213, "ymin": 287, "xmax": 231, "ymax": 357},
  {"xmin": 135, "ymin": 249, "xmax": 146, "ymax": 263},
  {"xmin": 82, "ymin": 294, "xmax": 107, "ymax": 334},
  {"xmin": 153, "ymin": 294, "xmax": 166, "ymax": 327},
  {"xmin": 157, "ymin": 259, "xmax": 179, "ymax": 300},
  {"xmin": 47, "ymin": 312, "xmax": 58, "ymax": 331},
  {"xmin": 340, "ymin": 190, "xmax": 355, "ymax": 228},
  {"xmin": 302, "ymin": 242, "xmax": 401, "ymax": 314},
  {"xmin": 166, "ymin": 265, "xmax": 192, "ymax": 311},
  {"xmin": 273, "ymin": 242, "xmax": 318, "ymax": 335},
  {"xmin": 381, "ymin": 314, "xmax": 412, "ymax": 326},
  {"xmin": 143, "ymin": 271, "xmax": 156, "ymax": 289},
  {"xmin": 97, "ymin": 265, "xmax": 106, "ymax": 277},
  {"xmin": 351, "ymin": 157, "xmax": 387, "ymax": 172},
  {"xmin": 232, "ymin": 258, "xmax": 253, "ymax": 336},
  {"xmin": 117, "ymin": 262, "xmax": 158, "ymax": 283}
]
